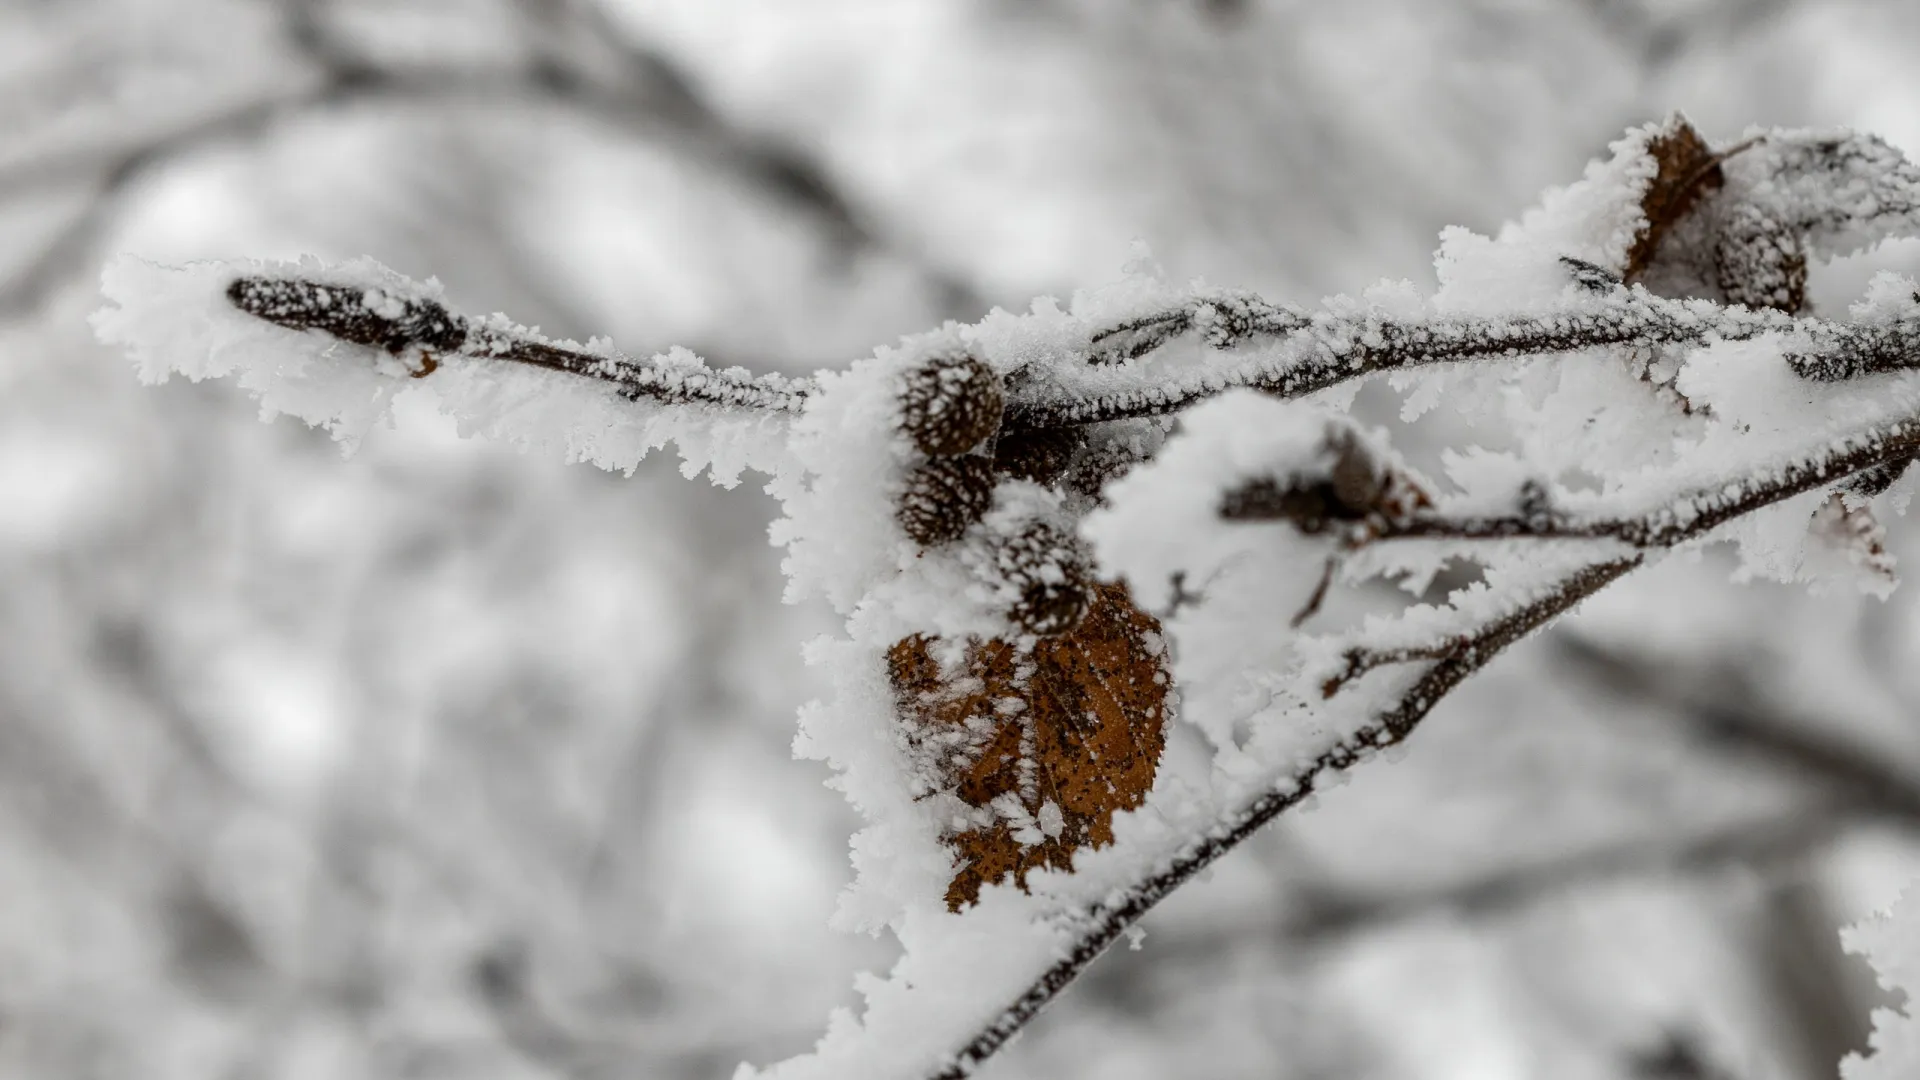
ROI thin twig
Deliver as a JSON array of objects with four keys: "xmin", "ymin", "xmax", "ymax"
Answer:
[
  {"xmin": 1128, "ymin": 803, "xmax": 1861, "ymax": 970},
  {"xmin": 1223, "ymin": 417, "xmax": 1920, "ymax": 554},
  {"xmin": 226, "ymin": 275, "xmax": 809, "ymax": 412},
  {"xmin": 1007, "ymin": 290, "xmax": 1803, "ymax": 430}
]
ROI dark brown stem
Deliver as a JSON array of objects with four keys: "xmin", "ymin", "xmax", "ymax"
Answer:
[
  {"xmin": 1009, "ymin": 293, "xmax": 1804, "ymax": 430},
  {"xmin": 226, "ymin": 276, "xmax": 809, "ymax": 413},
  {"xmin": 1218, "ymin": 417, "xmax": 1920, "ymax": 555},
  {"xmin": 1087, "ymin": 290, "xmax": 1310, "ymax": 364},
  {"xmin": 1320, "ymin": 640, "xmax": 1463, "ymax": 698}
]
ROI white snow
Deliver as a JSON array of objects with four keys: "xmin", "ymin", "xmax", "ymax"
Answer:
[{"xmin": 1844, "ymin": 879, "xmax": 1920, "ymax": 1080}]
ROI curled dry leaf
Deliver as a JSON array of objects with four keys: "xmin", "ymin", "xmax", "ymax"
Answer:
[
  {"xmin": 1625, "ymin": 115, "xmax": 1725, "ymax": 281},
  {"xmin": 887, "ymin": 581, "xmax": 1171, "ymax": 911}
]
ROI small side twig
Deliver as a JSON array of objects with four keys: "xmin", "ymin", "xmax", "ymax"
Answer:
[{"xmin": 1220, "ymin": 415, "xmax": 1920, "ymax": 556}]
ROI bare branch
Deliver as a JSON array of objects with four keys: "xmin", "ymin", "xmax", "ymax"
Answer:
[
  {"xmin": 100, "ymin": 103, "xmax": 1920, "ymax": 1080},
  {"xmin": 1785, "ymin": 321, "xmax": 1920, "ymax": 382},
  {"xmin": 1174, "ymin": 805, "xmax": 1856, "ymax": 968},
  {"xmin": 226, "ymin": 275, "xmax": 810, "ymax": 413},
  {"xmin": 1007, "ymin": 288, "xmax": 1801, "ymax": 430},
  {"xmin": 1225, "ymin": 417, "xmax": 1920, "ymax": 553}
]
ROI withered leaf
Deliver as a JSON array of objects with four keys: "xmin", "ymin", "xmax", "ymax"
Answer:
[
  {"xmin": 1625, "ymin": 116, "xmax": 1724, "ymax": 281},
  {"xmin": 887, "ymin": 581, "xmax": 1170, "ymax": 911}
]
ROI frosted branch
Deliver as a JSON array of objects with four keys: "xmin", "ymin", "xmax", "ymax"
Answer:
[
  {"xmin": 226, "ymin": 275, "xmax": 812, "ymax": 413},
  {"xmin": 218, "ymin": 265, "xmax": 1834, "ymax": 437},
  {"xmin": 1223, "ymin": 413, "xmax": 1920, "ymax": 552},
  {"xmin": 1008, "ymin": 285, "xmax": 1802, "ymax": 430}
]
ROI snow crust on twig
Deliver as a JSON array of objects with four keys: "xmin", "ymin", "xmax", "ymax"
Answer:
[{"xmin": 94, "ymin": 255, "xmax": 798, "ymax": 485}]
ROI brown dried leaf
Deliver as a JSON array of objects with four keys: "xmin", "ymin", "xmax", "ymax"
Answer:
[
  {"xmin": 887, "ymin": 581, "xmax": 1170, "ymax": 911},
  {"xmin": 1625, "ymin": 116, "xmax": 1724, "ymax": 281}
]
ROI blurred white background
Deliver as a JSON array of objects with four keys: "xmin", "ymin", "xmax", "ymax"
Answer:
[{"xmin": 7, "ymin": 2, "xmax": 1920, "ymax": 1077}]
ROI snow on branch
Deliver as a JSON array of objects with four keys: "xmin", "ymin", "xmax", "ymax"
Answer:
[
  {"xmin": 1007, "ymin": 282, "xmax": 1785, "ymax": 430},
  {"xmin": 93, "ymin": 114, "xmax": 1920, "ymax": 1079},
  {"xmin": 221, "ymin": 273, "xmax": 812, "ymax": 413},
  {"xmin": 93, "ymin": 255, "xmax": 800, "ymax": 484}
]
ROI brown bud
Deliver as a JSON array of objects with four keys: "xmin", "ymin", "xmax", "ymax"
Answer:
[
  {"xmin": 897, "ymin": 456, "xmax": 997, "ymax": 546},
  {"xmin": 1219, "ymin": 477, "xmax": 1340, "ymax": 534},
  {"xmin": 995, "ymin": 520, "xmax": 1092, "ymax": 636},
  {"xmin": 1011, "ymin": 573, "xmax": 1090, "ymax": 637},
  {"xmin": 1218, "ymin": 425, "xmax": 1427, "ymax": 531},
  {"xmin": 898, "ymin": 353, "xmax": 1004, "ymax": 457},
  {"xmin": 1327, "ymin": 429, "xmax": 1386, "ymax": 516},
  {"xmin": 228, "ymin": 277, "xmax": 468, "ymax": 356}
]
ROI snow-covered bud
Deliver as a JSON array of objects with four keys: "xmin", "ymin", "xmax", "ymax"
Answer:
[
  {"xmin": 896, "ymin": 352, "xmax": 1004, "ymax": 457},
  {"xmin": 1089, "ymin": 394, "xmax": 1429, "ymax": 615},
  {"xmin": 997, "ymin": 519, "xmax": 1092, "ymax": 637},
  {"xmin": 1714, "ymin": 202, "xmax": 1807, "ymax": 313},
  {"xmin": 897, "ymin": 456, "xmax": 997, "ymax": 546},
  {"xmin": 228, "ymin": 276, "xmax": 468, "ymax": 359},
  {"xmin": 1218, "ymin": 425, "xmax": 1427, "ymax": 534}
]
